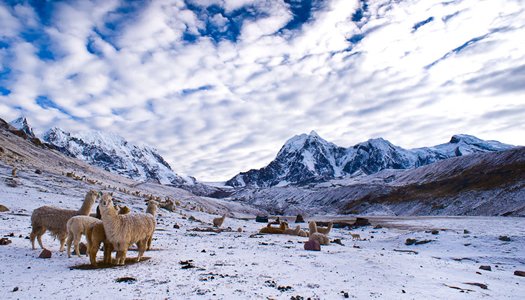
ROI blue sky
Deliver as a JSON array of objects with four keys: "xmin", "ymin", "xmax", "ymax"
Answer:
[{"xmin": 0, "ymin": 0, "xmax": 524, "ymax": 181}]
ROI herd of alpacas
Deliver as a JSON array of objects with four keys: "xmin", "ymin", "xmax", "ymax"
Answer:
[
  {"xmin": 30, "ymin": 190, "xmax": 159, "ymax": 266},
  {"xmin": 29, "ymin": 189, "xmax": 336, "ymax": 267}
]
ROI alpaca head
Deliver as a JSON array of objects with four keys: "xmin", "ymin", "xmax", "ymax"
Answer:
[
  {"xmin": 86, "ymin": 190, "xmax": 99, "ymax": 203},
  {"xmin": 281, "ymin": 221, "xmax": 289, "ymax": 229},
  {"xmin": 118, "ymin": 206, "xmax": 131, "ymax": 214},
  {"xmin": 308, "ymin": 221, "xmax": 317, "ymax": 234},
  {"xmin": 100, "ymin": 193, "xmax": 116, "ymax": 214}
]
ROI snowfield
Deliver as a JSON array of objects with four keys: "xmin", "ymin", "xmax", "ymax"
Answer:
[{"xmin": 1, "ymin": 168, "xmax": 524, "ymax": 299}]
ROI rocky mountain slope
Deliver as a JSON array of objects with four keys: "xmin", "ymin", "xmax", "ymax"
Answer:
[
  {"xmin": 229, "ymin": 147, "xmax": 525, "ymax": 216},
  {"xmin": 226, "ymin": 131, "xmax": 515, "ymax": 187}
]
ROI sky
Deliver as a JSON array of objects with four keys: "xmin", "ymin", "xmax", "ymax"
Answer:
[{"xmin": 0, "ymin": 0, "xmax": 524, "ymax": 182}]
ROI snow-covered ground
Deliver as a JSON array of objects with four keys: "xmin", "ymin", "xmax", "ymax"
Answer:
[{"xmin": 1, "ymin": 168, "xmax": 524, "ymax": 299}]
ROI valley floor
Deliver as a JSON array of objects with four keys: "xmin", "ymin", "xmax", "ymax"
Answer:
[{"xmin": 1, "ymin": 175, "xmax": 524, "ymax": 299}]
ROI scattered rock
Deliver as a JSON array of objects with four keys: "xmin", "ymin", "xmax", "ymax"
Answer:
[
  {"xmin": 0, "ymin": 204, "xmax": 9, "ymax": 212},
  {"xmin": 277, "ymin": 285, "xmax": 292, "ymax": 292},
  {"xmin": 0, "ymin": 238, "xmax": 12, "ymax": 245},
  {"xmin": 35, "ymin": 169, "xmax": 42, "ymax": 174},
  {"xmin": 12, "ymin": 287, "xmax": 19, "ymax": 292},
  {"xmin": 38, "ymin": 249, "xmax": 52, "ymax": 258},
  {"xmin": 304, "ymin": 240, "xmax": 321, "ymax": 251},
  {"xmin": 464, "ymin": 229, "xmax": 470, "ymax": 234},
  {"xmin": 373, "ymin": 225, "xmax": 382, "ymax": 229},
  {"xmin": 188, "ymin": 216, "xmax": 196, "ymax": 221},
  {"xmin": 405, "ymin": 238, "xmax": 417, "ymax": 245},
  {"xmin": 340, "ymin": 291, "xmax": 350, "ymax": 298},
  {"xmin": 255, "ymin": 215, "xmax": 269, "ymax": 223},
  {"xmin": 353, "ymin": 217, "xmax": 370, "ymax": 227},
  {"xmin": 295, "ymin": 214, "xmax": 305, "ymax": 223},
  {"xmin": 78, "ymin": 242, "xmax": 87, "ymax": 255},
  {"xmin": 415, "ymin": 239, "xmax": 432, "ymax": 245},
  {"xmin": 431, "ymin": 230, "xmax": 439, "ymax": 235},
  {"xmin": 180, "ymin": 260, "xmax": 195, "ymax": 269},
  {"xmin": 291, "ymin": 296, "xmax": 304, "ymax": 300},
  {"xmin": 115, "ymin": 277, "xmax": 137, "ymax": 283},
  {"xmin": 237, "ymin": 227, "xmax": 243, "ymax": 232},
  {"xmin": 332, "ymin": 238, "xmax": 344, "ymax": 246},
  {"xmin": 514, "ymin": 270, "xmax": 525, "ymax": 277},
  {"xmin": 498, "ymin": 235, "xmax": 511, "ymax": 242},
  {"xmin": 173, "ymin": 223, "xmax": 180, "ymax": 229},
  {"xmin": 5, "ymin": 178, "xmax": 19, "ymax": 187},
  {"xmin": 464, "ymin": 282, "xmax": 488, "ymax": 290},
  {"xmin": 479, "ymin": 265, "xmax": 492, "ymax": 271},
  {"xmin": 353, "ymin": 245, "xmax": 361, "ymax": 249}
]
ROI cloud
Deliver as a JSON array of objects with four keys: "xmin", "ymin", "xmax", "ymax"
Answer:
[{"xmin": 0, "ymin": 0, "xmax": 524, "ymax": 181}]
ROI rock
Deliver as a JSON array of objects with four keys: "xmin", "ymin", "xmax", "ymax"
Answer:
[
  {"xmin": 35, "ymin": 169, "xmax": 42, "ymax": 174},
  {"xmin": 0, "ymin": 204, "xmax": 9, "ymax": 212},
  {"xmin": 5, "ymin": 178, "xmax": 19, "ymax": 187},
  {"xmin": 353, "ymin": 217, "xmax": 370, "ymax": 227},
  {"xmin": 431, "ymin": 230, "xmax": 439, "ymax": 235},
  {"xmin": 78, "ymin": 242, "xmax": 87, "ymax": 255},
  {"xmin": 405, "ymin": 238, "xmax": 417, "ymax": 245},
  {"xmin": 464, "ymin": 229, "xmax": 470, "ymax": 234},
  {"xmin": 295, "ymin": 214, "xmax": 305, "ymax": 223},
  {"xmin": 514, "ymin": 270, "xmax": 525, "ymax": 277},
  {"xmin": 12, "ymin": 287, "xmax": 19, "ymax": 292},
  {"xmin": 332, "ymin": 238, "xmax": 344, "ymax": 246},
  {"xmin": 464, "ymin": 282, "xmax": 488, "ymax": 290},
  {"xmin": 38, "ymin": 249, "xmax": 52, "ymax": 258},
  {"xmin": 373, "ymin": 225, "xmax": 382, "ymax": 229},
  {"xmin": 304, "ymin": 240, "xmax": 321, "ymax": 251},
  {"xmin": 479, "ymin": 265, "xmax": 492, "ymax": 271},
  {"xmin": 115, "ymin": 277, "xmax": 137, "ymax": 283},
  {"xmin": 237, "ymin": 227, "xmax": 243, "ymax": 232},
  {"xmin": 415, "ymin": 239, "xmax": 432, "ymax": 245},
  {"xmin": 173, "ymin": 223, "xmax": 180, "ymax": 229},
  {"xmin": 188, "ymin": 216, "xmax": 196, "ymax": 221},
  {"xmin": 255, "ymin": 215, "xmax": 269, "ymax": 223},
  {"xmin": 498, "ymin": 235, "xmax": 511, "ymax": 242},
  {"xmin": 0, "ymin": 238, "xmax": 12, "ymax": 245}
]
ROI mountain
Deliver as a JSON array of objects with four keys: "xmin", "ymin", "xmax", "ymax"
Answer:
[
  {"xmin": 229, "ymin": 147, "xmax": 525, "ymax": 216},
  {"xmin": 226, "ymin": 132, "xmax": 515, "ymax": 187},
  {"xmin": 42, "ymin": 127, "xmax": 194, "ymax": 186},
  {"xmin": 10, "ymin": 117, "xmax": 36, "ymax": 138}
]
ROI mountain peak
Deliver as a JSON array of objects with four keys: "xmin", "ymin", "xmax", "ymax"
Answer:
[{"xmin": 10, "ymin": 116, "xmax": 35, "ymax": 137}]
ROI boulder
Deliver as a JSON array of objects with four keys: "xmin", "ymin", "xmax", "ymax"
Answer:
[
  {"xmin": 353, "ymin": 217, "xmax": 370, "ymax": 227},
  {"xmin": 514, "ymin": 270, "xmax": 525, "ymax": 277},
  {"xmin": 479, "ymin": 265, "xmax": 492, "ymax": 271},
  {"xmin": 295, "ymin": 214, "xmax": 305, "ymax": 223},
  {"xmin": 304, "ymin": 240, "xmax": 321, "ymax": 251},
  {"xmin": 0, "ymin": 204, "xmax": 9, "ymax": 212},
  {"xmin": 255, "ymin": 215, "xmax": 269, "ymax": 223},
  {"xmin": 38, "ymin": 249, "xmax": 52, "ymax": 259},
  {"xmin": 0, "ymin": 238, "xmax": 12, "ymax": 245}
]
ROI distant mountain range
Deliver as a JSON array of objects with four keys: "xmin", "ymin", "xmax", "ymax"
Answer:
[{"xmin": 226, "ymin": 131, "xmax": 515, "ymax": 187}]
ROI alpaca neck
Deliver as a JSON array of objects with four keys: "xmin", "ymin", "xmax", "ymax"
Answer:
[{"xmin": 78, "ymin": 194, "xmax": 95, "ymax": 214}]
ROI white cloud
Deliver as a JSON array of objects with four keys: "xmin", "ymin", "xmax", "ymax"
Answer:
[{"xmin": 1, "ymin": 0, "xmax": 524, "ymax": 181}]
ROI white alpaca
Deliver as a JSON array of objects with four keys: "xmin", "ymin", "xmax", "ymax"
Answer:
[
  {"xmin": 212, "ymin": 214, "xmax": 226, "ymax": 228},
  {"xmin": 30, "ymin": 190, "xmax": 98, "ymax": 251},
  {"xmin": 99, "ymin": 193, "xmax": 155, "ymax": 265},
  {"xmin": 66, "ymin": 216, "xmax": 100, "ymax": 258},
  {"xmin": 308, "ymin": 221, "xmax": 330, "ymax": 245}
]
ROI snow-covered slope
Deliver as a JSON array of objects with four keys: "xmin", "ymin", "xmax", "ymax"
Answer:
[
  {"xmin": 42, "ymin": 127, "xmax": 193, "ymax": 186},
  {"xmin": 226, "ymin": 132, "xmax": 515, "ymax": 187}
]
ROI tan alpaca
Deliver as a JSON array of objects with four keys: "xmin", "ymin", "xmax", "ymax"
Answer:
[
  {"xmin": 85, "ymin": 206, "xmax": 131, "ymax": 266},
  {"xmin": 259, "ymin": 222, "xmax": 287, "ymax": 234},
  {"xmin": 11, "ymin": 167, "xmax": 17, "ymax": 177},
  {"xmin": 99, "ymin": 193, "xmax": 155, "ymax": 265},
  {"xmin": 308, "ymin": 221, "xmax": 329, "ymax": 245},
  {"xmin": 316, "ymin": 222, "xmax": 333, "ymax": 235},
  {"xmin": 350, "ymin": 233, "xmax": 361, "ymax": 240},
  {"xmin": 66, "ymin": 216, "xmax": 100, "ymax": 258},
  {"xmin": 213, "ymin": 214, "xmax": 226, "ymax": 228},
  {"xmin": 30, "ymin": 190, "xmax": 98, "ymax": 251},
  {"xmin": 145, "ymin": 200, "xmax": 159, "ymax": 250}
]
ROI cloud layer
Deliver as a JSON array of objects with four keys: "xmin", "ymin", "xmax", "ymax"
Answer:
[{"xmin": 1, "ymin": 0, "xmax": 524, "ymax": 181}]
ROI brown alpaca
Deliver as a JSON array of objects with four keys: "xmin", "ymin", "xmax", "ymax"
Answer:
[
  {"xmin": 213, "ymin": 214, "xmax": 226, "ymax": 228},
  {"xmin": 30, "ymin": 190, "xmax": 98, "ymax": 251},
  {"xmin": 317, "ymin": 222, "xmax": 333, "ymax": 235},
  {"xmin": 259, "ymin": 222, "xmax": 287, "ymax": 234}
]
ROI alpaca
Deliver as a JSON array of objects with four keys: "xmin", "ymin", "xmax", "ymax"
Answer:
[
  {"xmin": 350, "ymin": 233, "xmax": 361, "ymax": 240},
  {"xmin": 66, "ymin": 216, "xmax": 100, "ymax": 258},
  {"xmin": 30, "ymin": 190, "xmax": 98, "ymax": 251},
  {"xmin": 283, "ymin": 223, "xmax": 303, "ymax": 236},
  {"xmin": 145, "ymin": 200, "xmax": 159, "ymax": 250},
  {"xmin": 259, "ymin": 222, "xmax": 287, "ymax": 234},
  {"xmin": 213, "ymin": 214, "xmax": 226, "ymax": 228},
  {"xmin": 308, "ymin": 221, "xmax": 329, "ymax": 245},
  {"xmin": 85, "ymin": 206, "xmax": 131, "ymax": 266},
  {"xmin": 99, "ymin": 193, "xmax": 155, "ymax": 265},
  {"xmin": 316, "ymin": 222, "xmax": 333, "ymax": 235}
]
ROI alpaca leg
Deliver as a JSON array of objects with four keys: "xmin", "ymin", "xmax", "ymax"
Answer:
[
  {"xmin": 36, "ymin": 227, "xmax": 46, "ymax": 249},
  {"xmin": 30, "ymin": 230, "xmax": 36, "ymax": 250},
  {"xmin": 147, "ymin": 235, "xmax": 152, "ymax": 250},
  {"xmin": 74, "ymin": 234, "xmax": 82, "ymax": 257},
  {"xmin": 59, "ymin": 234, "xmax": 67, "ymax": 252},
  {"xmin": 88, "ymin": 243, "xmax": 98, "ymax": 266},
  {"xmin": 103, "ymin": 242, "xmax": 113, "ymax": 264},
  {"xmin": 66, "ymin": 233, "xmax": 74, "ymax": 258}
]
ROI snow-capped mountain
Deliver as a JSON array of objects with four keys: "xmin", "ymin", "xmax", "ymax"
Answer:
[
  {"xmin": 42, "ymin": 127, "xmax": 194, "ymax": 186},
  {"xmin": 226, "ymin": 132, "xmax": 515, "ymax": 187},
  {"xmin": 10, "ymin": 117, "xmax": 36, "ymax": 138}
]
